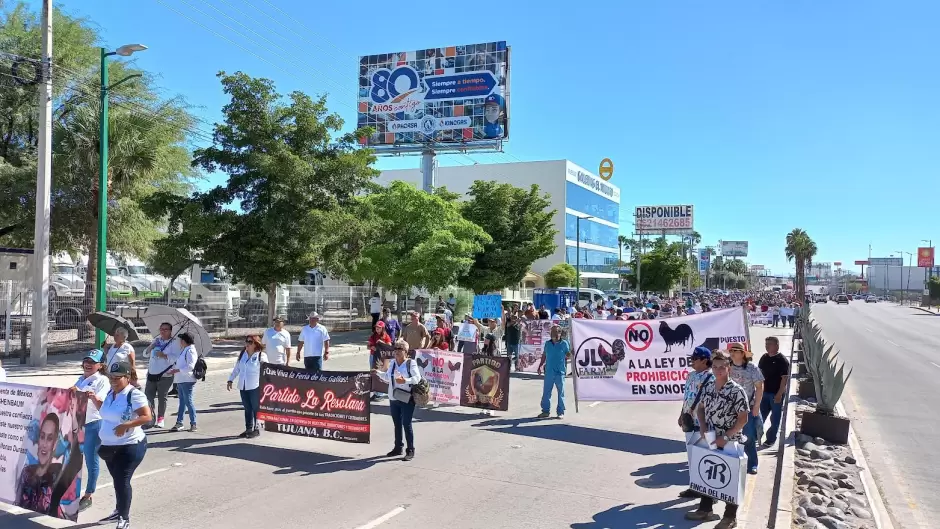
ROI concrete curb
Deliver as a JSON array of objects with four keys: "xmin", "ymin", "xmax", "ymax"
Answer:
[
  {"xmin": 835, "ymin": 400, "xmax": 895, "ymax": 529},
  {"xmin": 772, "ymin": 358, "xmax": 798, "ymax": 528},
  {"xmin": 910, "ymin": 305, "xmax": 939, "ymax": 316}
]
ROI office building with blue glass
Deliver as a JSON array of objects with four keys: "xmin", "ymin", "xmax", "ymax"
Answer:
[{"xmin": 377, "ymin": 160, "xmax": 622, "ymax": 288}]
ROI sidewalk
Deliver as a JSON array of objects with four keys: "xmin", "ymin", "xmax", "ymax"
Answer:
[{"xmin": 737, "ymin": 324, "xmax": 795, "ymax": 527}]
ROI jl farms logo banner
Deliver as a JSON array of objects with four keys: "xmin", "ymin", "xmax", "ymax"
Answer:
[{"xmin": 571, "ymin": 309, "xmax": 748, "ymax": 401}]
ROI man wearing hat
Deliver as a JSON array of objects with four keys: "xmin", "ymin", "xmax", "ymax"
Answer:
[
  {"xmin": 676, "ymin": 346, "xmax": 714, "ymax": 499},
  {"xmin": 262, "ymin": 315, "xmax": 292, "ymax": 366},
  {"xmin": 296, "ymin": 312, "xmax": 330, "ymax": 372}
]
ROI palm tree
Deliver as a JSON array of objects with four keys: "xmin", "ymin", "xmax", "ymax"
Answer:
[
  {"xmin": 617, "ymin": 234, "xmax": 630, "ymax": 266},
  {"xmin": 785, "ymin": 229, "xmax": 818, "ymax": 298}
]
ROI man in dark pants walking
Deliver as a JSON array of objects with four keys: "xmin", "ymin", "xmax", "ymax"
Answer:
[{"xmin": 758, "ymin": 336, "xmax": 789, "ymax": 446}]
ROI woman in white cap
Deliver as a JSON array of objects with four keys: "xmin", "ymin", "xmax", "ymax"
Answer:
[{"xmin": 72, "ymin": 349, "xmax": 110, "ymax": 512}]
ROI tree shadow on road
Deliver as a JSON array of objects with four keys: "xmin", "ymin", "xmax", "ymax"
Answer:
[
  {"xmin": 630, "ymin": 461, "xmax": 690, "ymax": 489},
  {"xmin": 146, "ymin": 435, "xmax": 391, "ymax": 476},
  {"xmin": 472, "ymin": 418, "xmax": 687, "ymax": 456},
  {"xmin": 569, "ymin": 498, "xmax": 705, "ymax": 529}
]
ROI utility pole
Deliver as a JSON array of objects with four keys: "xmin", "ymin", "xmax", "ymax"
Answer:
[{"xmin": 30, "ymin": 0, "xmax": 53, "ymax": 367}]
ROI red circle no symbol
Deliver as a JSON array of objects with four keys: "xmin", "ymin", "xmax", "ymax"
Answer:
[{"xmin": 626, "ymin": 321, "xmax": 653, "ymax": 351}]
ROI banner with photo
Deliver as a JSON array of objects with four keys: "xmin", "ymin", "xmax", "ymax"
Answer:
[
  {"xmin": 459, "ymin": 354, "xmax": 510, "ymax": 411},
  {"xmin": 517, "ymin": 320, "xmax": 553, "ymax": 373},
  {"xmin": 258, "ymin": 364, "xmax": 372, "ymax": 444},
  {"xmin": 0, "ymin": 382, "xmax": 89, "ymax": 521},
  {"xmin": 748, "ymin": 311, "xmax": 771, "ymax": 325},
  {"xmin": 571, "ymin": 308, "xmax": 749, "ymax": 402},
  {"xmin": 414, "ymin": 349, "xmax": 464, "ymax": 406}
]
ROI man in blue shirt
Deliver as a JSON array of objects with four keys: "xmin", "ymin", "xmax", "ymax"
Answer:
[{"xmin": 537, "ymin": 325, "xmax": 570, "ymax": 419}]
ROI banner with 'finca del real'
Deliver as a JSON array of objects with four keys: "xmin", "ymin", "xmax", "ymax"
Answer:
[
  {"xmin": 0, "ymin": 382, "xmax": 88, "ymax": 521},
  {"xmin": 571, "ymin": 308, "xmax": 748, "ymax": 401},
  {"xmin": 258, "ymin": 364, "xmax": 372, "ymax": 443}
]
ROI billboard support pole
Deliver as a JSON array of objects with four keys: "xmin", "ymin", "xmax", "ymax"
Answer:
[{"xmin": 421, "ymin": 148, "xmax": 437, "ymax": 193}]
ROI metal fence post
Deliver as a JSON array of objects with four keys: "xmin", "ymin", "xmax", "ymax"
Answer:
[
  {"xmin": 348, "ymin": 287, "xmax": 353, "ymax": 332},
  {"xmin": 4, "ymin": 281, "xmax": 12, "ymax": 356}
]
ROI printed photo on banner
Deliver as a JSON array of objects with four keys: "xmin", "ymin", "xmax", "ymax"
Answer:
[
  {"xmin": 258, "ymin": 364, "xmax": 372, "ymax": 443},
  {"xmin": 460, "ymin": 355, "xmax": 510, "ymax": 411},
  {"xmin": 471, "ymin": 294, "xmax": 502, "ymax": 320},
  {"xmin": 571, "ymin": 308, "xmax": 748, "ymax": 402},
  {"xmin": 414, "ymin": 349, "xmax": 464, "ymax": 406},
  {"xmin": 517, "ymin": 320, "xmax": 552, "ymax": 373},
  {"xmin": 0, "ymin": 382, "xmax": 89, "ymax": 521}
]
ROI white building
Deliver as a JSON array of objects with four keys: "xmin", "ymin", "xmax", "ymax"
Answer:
[{"xmin": 377, "ymin": 160, "xmax": 622, "ymax": 289}]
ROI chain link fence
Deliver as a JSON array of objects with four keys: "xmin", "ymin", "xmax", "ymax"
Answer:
[{"xmin": 0, "ymin": 282, "xmax": 379, "ymax": 357}]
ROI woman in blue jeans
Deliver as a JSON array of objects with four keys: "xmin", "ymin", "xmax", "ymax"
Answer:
[
  {"xmin": 728, "ymin": 342, "xmax": 764, "ymax": 474},
  {"xmin": 227, "ymin": 335, "xmax": 268, "ymax": 438},
  {"xmin": 374, "ymin": 339, "xmax": 422, "ymax": 461},
  {"xmin": 89, "ymin": 359, "xmax": 151, "ymax": 529},
  {"xmin": 168, "ymin": 333, "xmax": 199, "ymax": 432},
  {"xmin": 72, "ymin": 350, "xmax": 111, "ymax": 512}
]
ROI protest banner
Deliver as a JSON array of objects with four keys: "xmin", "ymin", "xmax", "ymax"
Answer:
[
  {"xmin": 258, "ymin": 364, "xmax": 372, "ymax": 443},
  {"xmin": 0, "ymin": 382, "xmax": 88, "ymax": 521},
  {"xmin": 517, "ymin": 320, "xmax": 553, "ymax": 373},
  {"xmin": 414, "ymin": 349, "xmax": 464, "ymax": 406},
  {"xmin": 748, "ymin": 311, "xmax": 770, "ymax": 325},
  {"xmin": 571, "ymin": 308, "xmax": 748, "ymax": 402},
  {"xmin": 456, "ymin": 322, "xmax": 479, "ymax": 342},
  {"xmin": 472, "ymin": 294, "xmax": 503, "ymax": 320},
  {"xmin": 369, "ymin": 342, "xmax": 401, "ymax": 394},
  {"xmin": 423, "ymin": 314, "xmax": 438, "ymax": 332},
  {"xmin": 687, "ymin": 442, "xmax": 747, "ymax": 505},
  {"xmin": 460, "ymin": 354, "xmax": 510, "ymax": 411}
]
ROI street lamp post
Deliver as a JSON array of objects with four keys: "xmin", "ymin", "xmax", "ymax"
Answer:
[
  {"xmin": 574, "ymin": 215, "xmax": 594, "ymax": 310},
  {"xmin": 922, "ymin": 239, "xmax": 933, "ymax": 308},
  {"xmin": 899, "ymin": 251, "xmax": 912, "ymax": 304},
  {"xmin": 96, "ymin": 44, "xmax": 147, "ymax": 345}
]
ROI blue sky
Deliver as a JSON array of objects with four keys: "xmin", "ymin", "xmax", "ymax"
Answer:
[{"xmin": 47, "ymin": 0, "xmax": 940, "ymax": 276}]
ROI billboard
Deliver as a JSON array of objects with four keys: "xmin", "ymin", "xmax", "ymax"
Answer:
[
  {"xmin": 918, "ymin": 247, "xmax": 935, "ymax": 268},
  {"xmin": 855, "ymin": 260, "xmax": 868, "ymax": 265},
  {"xmin": 635, "ymin": 205, "xmax": 694, "ymax": 235},
  {"xmin": 698, "ymin": 248, "xmax": 710, "ymax": 273},
  {"xmin": 868, "ymin": 257, "xmax": 903, "ymax": 267},
  {"xmin": 750, "ymin": 264, "xmax": 765, "ymax": 271},
  {"xmin": 358, "ymin": 42, "xmax": 510, "ymax": 147},
  {"xmin": 721, "ymin": 241, "xmax": 749, "ymax": 257}
]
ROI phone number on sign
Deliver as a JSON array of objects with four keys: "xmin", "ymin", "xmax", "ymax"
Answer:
[{"xmin": 638, "ymin": 219, "xmax": 693, "ymax": 228}]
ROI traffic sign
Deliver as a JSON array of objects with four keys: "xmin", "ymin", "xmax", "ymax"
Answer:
[{"xmin": 598, "ymin": 158, "xmax": 614, "ymax": 181}]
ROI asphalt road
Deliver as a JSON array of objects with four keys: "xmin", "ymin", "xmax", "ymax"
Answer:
[
  {"xmin": 1, "ymin": 345, "xmax": 738, "ymax": 529},
  {"xmin": 811, "ymin": 300, "xmax": 940, "ymax": 529}
]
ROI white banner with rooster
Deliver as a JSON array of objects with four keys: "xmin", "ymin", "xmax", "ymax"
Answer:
[{"xmin": 571, "ymin": 308, "xmax": 749, "ymax": 402}]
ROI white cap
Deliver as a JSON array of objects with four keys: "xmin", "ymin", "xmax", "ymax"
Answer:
[{"xmin": 308, "ymin": 311, "xmax": 321, "ymax": 319}]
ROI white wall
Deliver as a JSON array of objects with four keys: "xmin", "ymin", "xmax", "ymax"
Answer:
[
  {"xmin": 867, "ymin": 265, "xmax": 936, "ymax": 292},
  {"xmin": 378, "ymin": 160, "xmax": 569, "ymax": 277}
]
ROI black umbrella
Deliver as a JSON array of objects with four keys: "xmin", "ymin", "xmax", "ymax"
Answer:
[{"xmin": 86, "ymin": 311, "xmax": 141, "ymax": 341}]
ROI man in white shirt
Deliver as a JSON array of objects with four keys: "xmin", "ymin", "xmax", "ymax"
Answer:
[
  {"xmin": 262, "ymin": 315, "xmax": 292, "ymax": 366},
  {"xmin": 369, "ymin": 292, "xmax": 383, "ymax": 328},
  {"xmin": 296, "ymin": 312, "xmax": 330, "ymax": 372}
]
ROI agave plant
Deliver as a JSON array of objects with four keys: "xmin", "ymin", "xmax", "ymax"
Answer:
[{"xmin": 804, "ymin": 321, "xmax": 852, "ymax": 414}]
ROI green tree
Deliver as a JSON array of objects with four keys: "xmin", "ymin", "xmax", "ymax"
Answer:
[
  {"xmin": 624, "ymin": 238, "xmax": 686, "ymax": 293},
  {"xmin": 350, "ymin": 181, "xmax": 490, "ymax": 293},
  {"xmin": 1, "ymin": 3, "xmax": 198, "ymax": 306},
  {"xmin": 149, "ymin": 71, "xmax": 378, "ymax": 323},
  {"xmin": 544, "ymin": 263, "xmax": 576, "ymax": 288},
  {"xmin": 617, "ymin": 234, "xmax": 630, "ymax": 265},
  {"xmin": 458, "ymin": 180, "xmax": 556, "ymax": 293},
  {"xmin": 785, "ymin": 228, "xmax": 818, "ymax": 297}
]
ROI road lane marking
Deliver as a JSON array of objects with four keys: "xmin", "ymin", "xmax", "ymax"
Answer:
[
  {"xmin": 97, "ymin": 467, "xmax": 171, "ymax": 489},
  {"xmin": 353, "ymin": 506, "xmax": 406, "ymax": 529},
  {"xmin": 886, "ymin": 340, "xmax": 900, "ymax": 347},
  {"xmin": 931, "ymin": 362, "xmax": 940, "ymax": 370},
  {"xmin": 866, "ymin": 328, "xmax": 873, "ymax": 333},
  {"xmin": 588, "ymin": 401, "xmax": 602, "ymax": 408}
]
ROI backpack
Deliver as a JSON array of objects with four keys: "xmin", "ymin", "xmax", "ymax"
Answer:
[
  {"xmin": 404, "ymin": 359, "xmax": 431, "ymax": 406},
  {"xmin": 191, "ymin": 347, "xmax": 208, "ymax": 381}
]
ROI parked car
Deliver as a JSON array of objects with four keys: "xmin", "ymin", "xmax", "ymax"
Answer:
[{"xmin": 836, "ymin": 294, "xmax": 849, "ymax": 304}]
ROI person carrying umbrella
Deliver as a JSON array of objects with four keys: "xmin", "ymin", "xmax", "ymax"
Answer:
[
  {"xmin": 105, "ymin": 327, "xmax": 138, "ymax": 387},
  {"xmin": 142, "ymin": 322, "xmax": 180, "ymax": 429}
]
